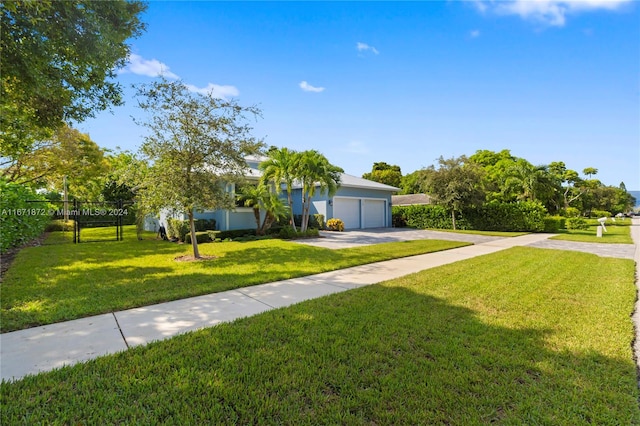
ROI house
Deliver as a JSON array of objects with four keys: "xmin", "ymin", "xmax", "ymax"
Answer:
[
  {"xmin": 291, "ymin": 174, "xmax": 399, "ymax": 230},
  {"xmin": 148, "ymin": 156, "xmax": 399, "ymax": 232}
]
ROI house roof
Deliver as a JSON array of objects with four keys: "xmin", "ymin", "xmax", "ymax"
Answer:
[
  {"xmin": 339, "ymin": 173, "xmax": 400, "ymax": 191},
  {"xmin": 391, "ymin": 193, "xmax": 432, "ymax": 206}
]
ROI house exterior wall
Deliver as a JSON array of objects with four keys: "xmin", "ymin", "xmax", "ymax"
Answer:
[{"xmin": 291, "ymin": 187, "xmax": 393, "ymax": 228}]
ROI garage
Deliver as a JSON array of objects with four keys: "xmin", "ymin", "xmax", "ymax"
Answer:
[
  {"xmin": 333, "ymin": 197, "xmax": 387, "ymax": 229},
  {"xmin": 333, "ymin": 197, "xmax": 361, "ymax": 229},
  {"xmin": 363, "ymin": 199, "xmax": 385, "ymax": 228}
]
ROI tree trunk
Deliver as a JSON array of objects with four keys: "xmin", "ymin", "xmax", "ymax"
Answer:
[
  {"xmin": 287, "ymin": 191, "xmax": 297, "ymax": 232},
  {"xmin": 188, "ymin": 210, "xmax": 200, "ymax": 258},
  {"xmin": 451, "ymin": 209, "xmax": 457, "ymax": 231},
  {"xmin": 253, "ymin": 207, "xmax": 263, "ymax": 236}
]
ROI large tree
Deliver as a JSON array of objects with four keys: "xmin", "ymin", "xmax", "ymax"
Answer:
[
  {"xmin": 422, "ymin": 156, "xmax": 485, "ymax": 230},
  {"xmin": 135, "ymin": 79, "xmax": 263, "ymax": 258},
  {"xmin": 362, "ymin": 162, "xmax": 402, "ymax": 188},
  {"xmin": 0, "ymin": 0, "xmax": 146, "ymax": 163},
  {"xmin": 2, "ymin": 123, "xmax": 109, "ymax": 200}
]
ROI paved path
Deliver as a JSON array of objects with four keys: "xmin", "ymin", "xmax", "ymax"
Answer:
[{"xmin": 2, "ymin": 224, "xmax": 638, "ymax": 383}]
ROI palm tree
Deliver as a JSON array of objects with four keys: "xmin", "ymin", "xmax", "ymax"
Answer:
[
  {"xmin": 297, "ymin": 150, "xmax": 343, "ymax": 232},
  {"xmin": 236, "ymin": 184, "xmax": 268, "ymax": 235},
  {"xmin": 259, "ymin": 147, "xmax": 300, "ymax": 231},
  {"xmin": 237, "ymin": 183, "xmax": 289, "ymax": 235}
]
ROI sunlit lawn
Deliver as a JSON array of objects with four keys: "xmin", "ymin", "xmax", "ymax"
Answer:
[
  {"xmin": 2, "ymin": 247, "xmax": 637, "ymax": 424},
  {"xmin": 426, "ymin": 228, "xmax": 528, "ymax": 237},
  {"xmin": 0, "ymin": 226, "xmax": 468, "ymax": 332},
  {"xmin": 551, "ymin": 218, "xmax": 633, "ymax": 244}
]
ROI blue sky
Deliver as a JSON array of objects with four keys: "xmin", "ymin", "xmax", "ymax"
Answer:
[{"xmin": 77, "ymin": 0, "xmax": 640, "ymax": 189}]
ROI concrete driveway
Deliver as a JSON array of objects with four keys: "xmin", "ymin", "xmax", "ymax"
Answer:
[{"xmin": 296, "ymin": 227, "xmax": 502, "ymax": 249}]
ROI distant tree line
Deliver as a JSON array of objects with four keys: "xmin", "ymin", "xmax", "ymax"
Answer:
[{"xmin": 362, "ymin": 149, "xmax": 636, "ymax": 219}]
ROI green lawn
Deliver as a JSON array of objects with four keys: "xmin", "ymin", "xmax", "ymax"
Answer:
[
  {"xmin": 0, "ymin": 226, "xmax": 468, "ymax": 332},
  {"xmin": 2, "ymin": 247, "xmax": 637, "ymax": 424},
  {"xmin": 551, "ymin": 218, "xmax": 633, "ymax": 244},
  {"xmin": 426, "ymin": 228, "xmax": 529, "ymax": 237}
]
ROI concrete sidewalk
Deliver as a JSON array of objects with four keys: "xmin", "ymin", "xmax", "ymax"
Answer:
[{"xmin": 1, "ymin": 233, "xmax": 555, "ymax": 382}]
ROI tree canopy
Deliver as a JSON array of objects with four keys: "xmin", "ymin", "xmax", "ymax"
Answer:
[
  {"xmin": 0, "ymin": 0, "xmax": 146, "ymax": 162},
  {"xmin": 362, "ymin": 162, "xmax": 402, "ymax": 188},
  {"xmin": 421, "ymin": 156, "xmax": 485, "ymax": 230}
]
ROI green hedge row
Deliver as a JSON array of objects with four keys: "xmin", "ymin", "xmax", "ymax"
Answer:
[
  {"xmin": 466, "ymin": 201, "xmax": 547, "ymax": 232},
  {"xmin": 391, "ymin": 205, "xmax": 470, "ymax": 230},
  {"xmin": 0, "ymin": 180, "xmax": 52, "ymax": 253},
  {"xmin": 392, "ymin": 201, "xmax": 548, "ymax": 232}
]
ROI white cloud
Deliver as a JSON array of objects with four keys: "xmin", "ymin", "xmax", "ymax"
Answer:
[
  {"xmin": 185, "ymin": 83, "xmax": 240, "ymax": 99},
  {"xmin": 475, "ymin": 0, "xmax": 632, "ymax": 27},
  {"xmin": 299, "ymin": 81, "xmax": 325, "ymax": 93},
  {"xmin": 356, "ymin": 42, "xmax": 379, "ymax": 55},
  {"xmin": 120, "ymin": 54, "xmax": 180, "ymax": 79},
  {"xmin": 470, "ymin": 29, "xmax": 481, "ymax": 38},
  {"xmin": 342, "ymin": 141, "xmax": 369, "ymax": 154}
]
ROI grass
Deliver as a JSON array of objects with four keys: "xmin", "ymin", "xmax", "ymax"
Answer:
[
  {"xmin": 426, "ymin": 228, "xmax": 529, "ymax": 237},
  {"xmin": 2, "ymin": 247, "xmax": 637, "ymax": 424},
  {"xmin": 0, "ymin": 226, "xmax": 468, "ymax": 332},
  {"xmin": 551, "ymin": 218, "xmax": 633, "ymax": 244}
]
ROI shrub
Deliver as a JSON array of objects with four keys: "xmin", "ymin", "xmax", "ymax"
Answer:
[
  {"xmin": 184, "ymin": 231, "xmax": 211, "ymax": 244},
  {"xmin": 278, "ymin": 226, "xmax": 319, "ymax": 239},
  {"xmin": 392, "ymin": 205, "xmax": 467, "ymax": 230},
  {"xmin": 326, "ymin": 218, "xmax": 345, "ymax": 231},
  {"xmin": 0, "ymin": 180, "xmax": 53, "ymax": 253},
  {"xmin": 45, "ymin": 220, "xmax": 75, "ymax": 232},
  {"xmin": 312, "ymin": 214, "xmax": 325, "ymax": 230},
  {"xmin": 194, "ymin": 218, "xmax": 216, "ymax": 231},
  {"xmin": 543, "ymin": 216, "xmax": 566, "ymax": 232},
  {"xmin": 216, "ymin": 229, "xmax": 256, "ymax": 240},
  {"xmin": 466, "ymin": 201, "xmax": 547, "ymax": 232},
  {"xmin": 566, "ymin": 217, "xmax": 589, "ymax": 230},
  {"xmin": 562, "ymin": 207, "xmax": 580, "ymax": 218},
  {"xmin": 278, "ymin": 225, "xmax": 297, "ymax": 239},
  {"xmin": 591, "ymin": 210, "xmax": 611, "ymax": 219},
  {"xmin": 166, "ymin": 219, "xmax": 217, "ymax": 242},
  {"xmin": 167, "ymin": 218, "xmax": 190, "ymax": 242}
]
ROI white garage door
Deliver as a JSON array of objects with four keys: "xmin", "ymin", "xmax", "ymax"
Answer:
[
  {"xmin": 333, "ymin": 198, "xmax": 361, "ymax": 229},
  {"xmin": 363, "ymin": 199, "xmax": 385, "ymax": 228}
]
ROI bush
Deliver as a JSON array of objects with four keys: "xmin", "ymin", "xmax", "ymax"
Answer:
[
  {"xmin": 326, "ymin": 218, "xmax": 345, "ymax": 231},
  {"xmin": 278, "ymin": 226, "xmax": 319, "ymax": 239},
  {"xmin": 543, "ymin": 216, "xmax": 566, "ymax": 232},
  {"xmin": 278, "ymin": 225, "xmax": 297, "ymax": 239},
  {"xmin": 184, "ymin": 231, "xmax": 211, "ymax": 244},
  {"xmin": 216, "ymin": 229, "xmax": 256, "ymax": 240},
  {"xmin": 45, "ymin": 220, "xmax": 75, "ymax": 232},
  {"xmin": 591, "ymin": 210, "xmax": 611, "ymax": 219},
  {"xmin": 566, "ymin": 217, "xmax": 589, "ymax": 230},
  {"xmin": 0, "ymin": 180, "xmax": 53, "ymax": 253},
  {"xmin": 194, "ymin": 218, "xmax": 216, "ymax": 232},
  {"xmin": 391, "ymin": 205, "xmax": 466, "ymax": 230},
  {"xmin": 561, "ymin": 207, "xmax": 580, "ymax": 218},
  {"xmin": 167, "ymin": 218, "xmax": 190, "ymax": 242},
  {"xmin": 466, "ymin": 201, "xmax": 547, "ymax": 232},
  {"xmin": 166, "ymin": 219, "xmax": 217, "ymax": 242},
  {"xmin": 312, "ymin": 214, "xmax": 325, "ymax": 230}
]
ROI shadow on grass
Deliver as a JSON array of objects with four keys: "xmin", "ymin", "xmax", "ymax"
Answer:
[{"xmin": 1, "ymin": 285, "xmax": 637, "ymax": 424}]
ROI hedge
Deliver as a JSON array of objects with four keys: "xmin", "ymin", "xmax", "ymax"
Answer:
[
  {"xmin": 167, "ymin": 218, "xmax": 217, "ymax": 242},
  {"xmin": 0, "ymin": 180, "xmax": 53, "ymax": 253},
  {"xmin": 393, "ymin": 201, "xmax": 547, "ymax": 232},
  {"xmin": 184, "ymin": 231, "xmax": 212, "ymax": 244},
  {"xmin": 466, "ymin": 201, "xmax": 547, "ymax": 232},
  {"xmin": 391, "ymin": 205, "xmax": 470, "ymax": 230}
]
